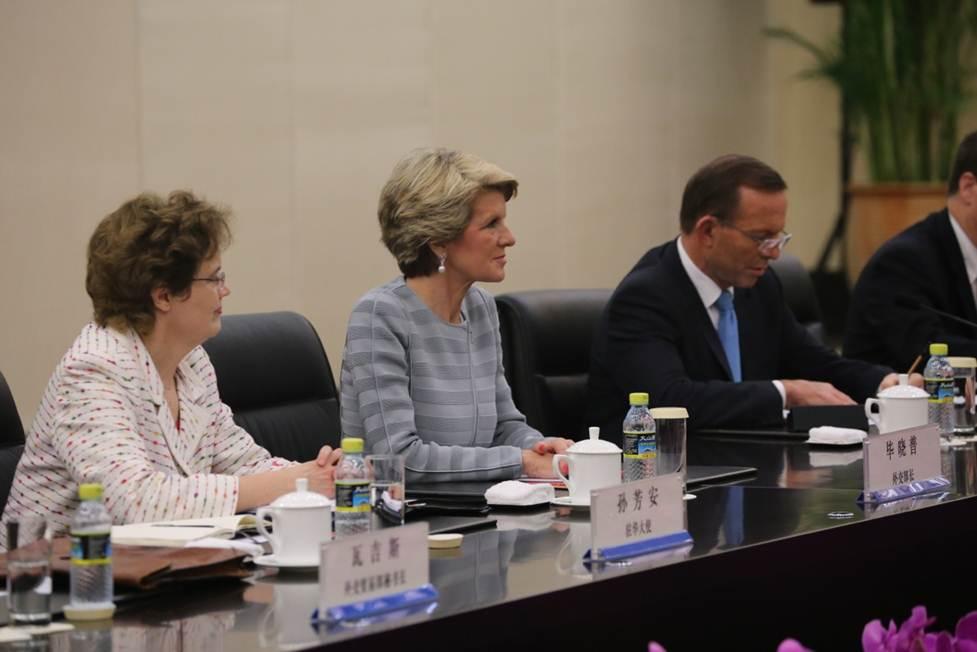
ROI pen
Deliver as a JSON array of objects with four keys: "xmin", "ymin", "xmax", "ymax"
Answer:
[{"xmin": 150, "ymin": 524, "xmax": 215, "ymax": 528}]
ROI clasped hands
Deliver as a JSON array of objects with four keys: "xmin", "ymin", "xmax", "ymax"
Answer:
[{"xmin": 522, "ymin": 437, "xmax": 575, "ymax": 477}]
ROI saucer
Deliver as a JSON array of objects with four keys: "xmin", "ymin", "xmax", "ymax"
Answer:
[
  {"xmin": 253, "ymin": 554, "xmax": 318, "ymax": 571},
  {"xmin": 550, "ymin": 496, "xmax": 590, "ymax": 510}
]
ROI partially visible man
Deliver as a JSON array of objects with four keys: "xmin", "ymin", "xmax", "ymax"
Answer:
[
  {"xmin": 587, "ymin": 155, "xmax": 901, "ymax": 440},
  {"xmin": 845, "ymin": 131, "xmax": 977, "ymax": 372}
]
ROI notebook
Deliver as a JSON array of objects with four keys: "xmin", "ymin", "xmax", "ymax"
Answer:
[{"xmin": 111, "ymin": 515, "xmax": 257, "ymax": 547}]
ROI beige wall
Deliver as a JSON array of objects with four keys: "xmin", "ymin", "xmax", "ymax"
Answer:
[{"xmin": 0, "ymin": 0, "xmax": 842, "ymax": 420}]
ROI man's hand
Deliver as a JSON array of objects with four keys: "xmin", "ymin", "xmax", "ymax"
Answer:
[
  {"xmin": 878, "ymin": 372, "xmax": 924, "ymax": 392},
  {"xmin": 781, "ymin": 379, "xmax": 856, "ymax": 407}
]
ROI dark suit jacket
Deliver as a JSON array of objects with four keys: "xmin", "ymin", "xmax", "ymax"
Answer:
[
  {"xmin": 844, "ymin": 209, "xmax": 977, "ymax": 371},
  {"xmin": 586, "ymin": 239, "xmax": 890, "ymax": 442}
]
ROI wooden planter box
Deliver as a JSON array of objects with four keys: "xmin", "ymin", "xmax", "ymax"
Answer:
[{"xmin": 846, "ymin": 183, "xmax": 946, "ymax": 287}]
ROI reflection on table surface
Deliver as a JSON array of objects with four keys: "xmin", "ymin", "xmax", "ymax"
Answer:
[
  {"xmin": 9, "ymin": 437, "xmax": 977, "ymax": 651},
  {"xmin": 690, "ymin": 431, "xmax": 977, "ymax": 493}
]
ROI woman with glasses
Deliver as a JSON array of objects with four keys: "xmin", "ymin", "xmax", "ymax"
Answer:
[
  {"xmin": 2, "ymin": 191, "xmax": 341, "ymax": 540},
  {"xmin": 340, "ymin": 148, "xmax": 572, "ymax": 483}
]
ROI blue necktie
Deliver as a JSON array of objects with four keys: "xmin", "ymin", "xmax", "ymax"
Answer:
[
  {"xmin": 715, "ymin": 292, "xmax": 742, "ymax": 382},
  {"xmin": 722, "ymin": 485, "xmax": 745, "ymax": 546}
]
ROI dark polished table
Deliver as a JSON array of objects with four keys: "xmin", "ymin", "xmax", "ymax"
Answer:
[{"xmin": 7, "ymin": 436, "xmax": 977, "ymax": 651}]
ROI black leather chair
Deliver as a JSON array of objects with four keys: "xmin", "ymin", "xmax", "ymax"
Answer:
[
  {"xmin": 496, "ymin": 289, "xmax": 612, "ymax": 439},
  {"xmin": 202, "ymin": 311, "xmax": 341, "ymax": 461},
  {"xmin": 0, "ymin": 369, "xmax": 25, "ymax": 446},
  {"xmin": 0, "ymin": 445, "xmax": 23, "ymax": 515},
  {"xmin": 770, "ymin": 252, "xmax": 826, "ymax": 344}
]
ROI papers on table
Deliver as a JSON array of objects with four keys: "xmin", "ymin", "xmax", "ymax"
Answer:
[{"xmin": 111, "ymin": 515, "xmax": 256, "ymax": 547}]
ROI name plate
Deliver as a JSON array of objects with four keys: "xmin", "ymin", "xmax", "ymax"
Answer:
[
  {"xmin": 318, "ymin": 522, "xmax": 430, "ymax": 611},
  {"xmin": 862, "ymin": 424, "xmax": 947, "ymax": 502},
  {"xmin": 590, "ymin": 473, "xmax": 688, "ymax": 560}
]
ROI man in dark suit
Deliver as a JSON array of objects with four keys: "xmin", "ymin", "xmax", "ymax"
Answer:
[
  {"xmin": 845, "ymin": 131, "xmax": 977, "ymax": 372},
  {"xmin": 587, "ymin": 155, "xmax": 900, "ymax": 440}
]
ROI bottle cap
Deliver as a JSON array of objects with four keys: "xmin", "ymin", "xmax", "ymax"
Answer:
[
  {"xmin": 628, "ymin": 392, "xmax": 649, "ymax": 406},
  {"xmin": 341, "ymin": 437, "xmax": 364, "ymax": 454},
  {"xmin": 930, "ymin": 343, "xmax": 949, "ymax": 356},
  {"xmin": 78, "ymin": 483, "xmax": 103, "ymax": 501}
]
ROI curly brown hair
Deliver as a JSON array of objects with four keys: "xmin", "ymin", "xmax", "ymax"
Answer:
[{"xmin": 86, "ymin": 190, "xmax": 232, "ymax": 335}]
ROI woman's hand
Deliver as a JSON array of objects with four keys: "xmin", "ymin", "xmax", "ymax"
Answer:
[
  {"xmin": 531, "ymin": 437, "xmax": 574, "ymax": 456},
  {"xmin": 237, "ymin": 445, "xmax": 345, "ymax": 510},
  {"xmin": 521, "ymin": 449, "xmax": 557, "ymax": 478},
  {"xmin": 302, "ymin": 445, "xmax": 344, "ymax": 496}
]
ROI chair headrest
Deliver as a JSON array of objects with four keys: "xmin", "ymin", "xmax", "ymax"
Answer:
[
  {"xmin": 202, "ymin": 311, "xmax": 337, "ymax": 410},
  {"xmin": 0, "ymin": 370, "xmax": 25, "ymax": 446}
]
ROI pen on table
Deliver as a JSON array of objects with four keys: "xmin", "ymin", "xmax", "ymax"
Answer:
[
  {"xmin": 907, "ymin": 354, "xmax": 923, "ymax": 376},
  {"xmin": 150, "ymin": 524, "xmax": 215, "ymax": 528}
]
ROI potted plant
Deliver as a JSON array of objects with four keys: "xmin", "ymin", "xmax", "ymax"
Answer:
[{"xmin": 766, "ymin": 1, "xmax": 977, "ymax": 285}]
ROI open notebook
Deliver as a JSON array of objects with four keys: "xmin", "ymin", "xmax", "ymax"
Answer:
[{"xmin": 111, "ymin": 515, "xmax": 256, "ymax": 547}]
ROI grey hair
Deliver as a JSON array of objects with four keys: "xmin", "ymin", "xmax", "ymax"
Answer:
[{"xmin": 378, "ymin": 147, "xmax": 519, "ymax": 277}]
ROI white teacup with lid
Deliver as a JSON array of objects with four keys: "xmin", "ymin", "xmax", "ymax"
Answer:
[
  {"xmin": 864, "ymin": 373, "xmax": 929, "ymax": 434},
  {"xmin": 256, "ymin": 478, "xmax": 333, "ymax": 565},
  {"xmin": 552, "ymin": 427, "xmax": 623, "ymax": 504}
]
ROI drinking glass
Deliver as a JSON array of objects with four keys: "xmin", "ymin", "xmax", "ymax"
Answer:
[
  {"xmin": 651, "ymin": 407, "xmax": 688, "ymax": 486},
  {"xmin": 948, "ymin": 357, "xmax": 977, "ymax": 436},
  {"xmin": 366, "ymin": 455, "xmax": 405, "ymax": 529},
  {"xmin": 6, "ymin": 518, "xmax": 53, "ymax": 625}
]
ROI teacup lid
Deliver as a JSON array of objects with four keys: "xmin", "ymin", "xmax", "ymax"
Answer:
[
  {"xmin": 268, "ymin": 478, "xmax": 333, "ymax": 509},
  {"xmin": 567, "ymin": 427, "xmax": 622, "ymax": 454},
  {"xmin": 877, "ymin": 374, "xmax": 929, "ymax": 399}
]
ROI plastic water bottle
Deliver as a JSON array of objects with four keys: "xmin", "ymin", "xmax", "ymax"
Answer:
[
  {"xmin": 335, "ymin": 438, "xmax": 371, "ymax": 537},
  {"xmin": 925, "ymin": 343, "xmax": 955, "ymax": 437},
  {"xmin": 67, "ymin": 483, "xmax": 114, "ymax": 619},
  {"xmin": 622, "ymin": 392, "xmax": 656, "ymax": 481}
]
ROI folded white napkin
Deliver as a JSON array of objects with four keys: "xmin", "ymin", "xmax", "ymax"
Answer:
[
  {"xmin": 185, "ymin": 537, "xmax": 265, "ymax": 557},
  {"xmin": 807, "ymin": 426, "xmax": 867, "ymax": 446},
  {"xmin": 484, "ymin": 480, "xmax": 555, "ymax": 506}
]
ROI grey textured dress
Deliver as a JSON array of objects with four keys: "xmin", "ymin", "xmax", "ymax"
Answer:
[{"xmin": 340, "ymin": 277, "xmax": 543, "ymax": 482}]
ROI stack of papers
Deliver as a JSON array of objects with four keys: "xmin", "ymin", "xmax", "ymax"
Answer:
[{"xmin": 111, "ymin": 515, "xmax": 256, "ymax": 547}]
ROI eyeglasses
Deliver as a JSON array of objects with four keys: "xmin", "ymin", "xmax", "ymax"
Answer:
[
  {"xmin": 720, "ymin": 223, "xmax": 792, "ymax": 255},
  {"xmin": 192, "ymin": 270, "xmax": 226, "ymax": 290}
]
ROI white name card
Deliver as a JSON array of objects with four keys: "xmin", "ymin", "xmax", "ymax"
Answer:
[
  {"xmin": 590, "ymin": 473, "xmax": 686, "ymax": 556},
  {"xmin": 863, "ymin": 424, "xmax": 942, "ymax": 495},
  {"xmin": 318, "ymin": 522, "xmax": 429, "ymax": 610}
]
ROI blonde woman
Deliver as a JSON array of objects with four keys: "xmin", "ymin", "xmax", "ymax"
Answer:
[{"xmin": 340, "ymin": 148, "xmax": 572, "ymax": 482}]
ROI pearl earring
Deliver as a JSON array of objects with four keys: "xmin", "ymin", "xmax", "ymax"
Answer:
[{"xmin": 437, "ymin": 255, "xmax": 446, "ymax": 274}]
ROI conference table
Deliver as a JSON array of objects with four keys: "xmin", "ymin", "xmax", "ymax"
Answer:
[{"xmin": 4, "ymin": 433, "xmax": 977, "ymax": 651}]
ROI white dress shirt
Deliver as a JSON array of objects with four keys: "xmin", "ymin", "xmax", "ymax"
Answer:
[
  {"xmin": 949, "ymin": 211, "xmax": 977, "ymax": 308},
  {"xmin": 676, "ymin": 237, "xmax": 786, "ymax": 407}
]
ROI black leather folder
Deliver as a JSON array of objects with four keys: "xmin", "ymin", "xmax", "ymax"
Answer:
[{"xmin": 787, "ymin": 404, "xmax": 868, "ymax": 432}]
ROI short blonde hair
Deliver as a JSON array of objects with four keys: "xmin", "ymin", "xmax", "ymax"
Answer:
[{"xmin": 378, "ymin": 148, "xmax": 518, "ymax": 277}]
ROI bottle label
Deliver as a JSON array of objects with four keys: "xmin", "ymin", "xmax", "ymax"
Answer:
[
  {"xmin": 623, "ymin": 431, "xmax": 656, "ymax": 460},
  {"xmin": 925, "ymin": 377, "xmax": 954, "ymax": 404},
  {"xmin": 335, "ymin": 481, "xmax": 370, "ymax": 513},
  {"xmin": 70, "ymin": 532, "xmax": 111, "ymax": 567}
]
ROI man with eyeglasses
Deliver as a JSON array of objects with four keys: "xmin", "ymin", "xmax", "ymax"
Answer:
[
  {"xmin": 587, "ymin": 154, "xmax": 905, "ymax": 438},
  {"xmin": 845, "ymin": 131, "xmax": 977, "ymax": 372}
]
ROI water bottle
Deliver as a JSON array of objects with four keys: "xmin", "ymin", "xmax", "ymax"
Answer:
[
  {"xmin": 924, "ymin": 342, "xmax": 955, "ymax": 437},
  {"xmin": 66, "ymin": 483, "xmax": 114, "ymax": 620},
  {"xmin": 622, "ymin": 392, "xmax": 656, "ymax": 481},
  {"xmin": 335, "ymin": 438, "xmax": 371, "ymax": 537}
]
